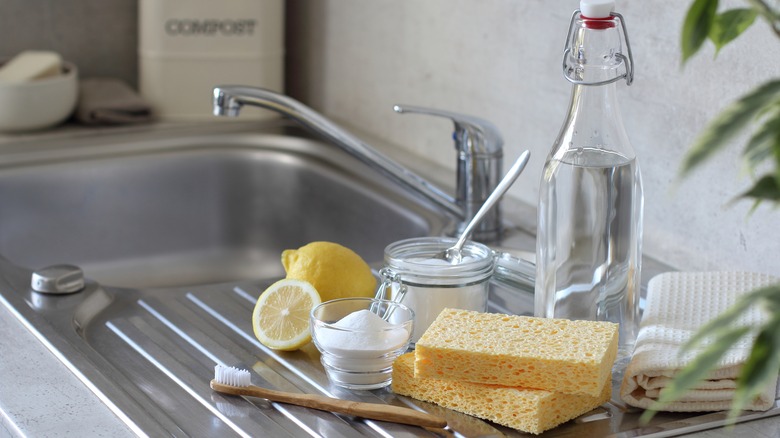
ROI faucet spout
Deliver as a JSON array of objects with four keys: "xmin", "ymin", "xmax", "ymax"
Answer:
[
  {"xmin": 213, "ymin": 86, "xmax": 464, "ymax": 220},
  {"xmin": 212, "ymin": 90, "xmax": 241, "ymax": 117}
]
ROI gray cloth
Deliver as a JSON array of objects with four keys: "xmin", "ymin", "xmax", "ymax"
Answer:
[{"xmin": 76, "ymin": 78, "xmax": 153, "ymax": 125}]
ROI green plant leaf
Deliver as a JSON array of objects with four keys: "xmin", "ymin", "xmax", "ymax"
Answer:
[
  {"xmin": 641, "ymin": 325, "xmax": 752, "ymax": 423},
  {"xmin": 682, "ymin": 0, "xmax": 719, "ymax": 63},
  {"xmin": 642, "ymin": 283, "xmax": 780, "ymax": 424},
  {"xmin": 729, "ymin": 314, "xmax": 780, "ymax": 421},
  {"xmin": 766, "ymin": 287, "xmax": 780, "ymax": 309},
  {"xmin": 735, "ymin": 174, "xmax": 780, "ymax": 202},
  {"xmin": 680, "ymin": 284, "xmax": 777, "ymax": 351},
  {"xmin": 680, "ymin": 79, "xmax": 780, "ymax": 176},
  {"xmin": 745, "ymin": 0, "xmax": 780, "ymax": 34},
  {"xmin": 743, "ymin": 107, "xmax": 780, "ymax": 169},
  {"xmin": 709, "ymin": 8, "xmax": 759, "ymax": 56}
]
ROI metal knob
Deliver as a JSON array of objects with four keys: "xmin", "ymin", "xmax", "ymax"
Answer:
[{"xmin": 31, "ymin": 264, "xmax": 85, "ymax": 294}]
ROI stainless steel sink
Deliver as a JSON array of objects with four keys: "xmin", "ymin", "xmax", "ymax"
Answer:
[{"xmin": 2, "ymin": 122, "xmax": 775, "ymax": 438}]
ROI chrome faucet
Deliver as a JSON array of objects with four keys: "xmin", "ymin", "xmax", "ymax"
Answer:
[
  {"xmin": 213, "ymin": 86, "xmax": 505, "ymax": 241},
  {"xmin": 392, "ymin": 105, "xmax": 504, "ymax": 241}
]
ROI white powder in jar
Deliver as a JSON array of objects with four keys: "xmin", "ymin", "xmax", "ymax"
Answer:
[{"xmin": 394, "ymin": 256, "xmax": 489, "ymax": 343}]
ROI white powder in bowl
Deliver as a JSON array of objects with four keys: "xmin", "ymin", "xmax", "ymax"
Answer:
[
  {"xmin": 318, "ymin": 309, "xmax": 409, "ymax": 354},
  {"xmin": 315, "ymin": 308, "xmax": 411, "ymax": 387}
]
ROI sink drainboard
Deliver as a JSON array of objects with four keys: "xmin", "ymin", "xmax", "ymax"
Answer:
[{"xmin": 3, "ymin": 258, "xmax": 779, "ymax": 437}]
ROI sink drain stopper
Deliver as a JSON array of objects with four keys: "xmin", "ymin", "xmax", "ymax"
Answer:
[{"xmin": 31, "ymin": 264, "xmax": 85, "ymax": 294}]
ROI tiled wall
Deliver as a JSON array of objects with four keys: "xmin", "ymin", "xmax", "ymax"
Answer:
[
  {"xmin": 1, "ymin": 0, "xmax": 777, "ymax": 275},
  {"xmin": 286, "ymin": 0, "xmax": 780, "ymax": 276},
  {"xmin": 0, "ymin": 0, "xmax": 137, "ymax": 86}
]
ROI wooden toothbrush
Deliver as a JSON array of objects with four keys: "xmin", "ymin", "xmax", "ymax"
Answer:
[{"xmin": 211, "ymin": 365, "xmax": 447, "ymax": 429}]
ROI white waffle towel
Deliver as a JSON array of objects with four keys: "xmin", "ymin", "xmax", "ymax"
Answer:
[{"xmin": 620, "ymin": 271, "xmax": 779, "ymax": 412}]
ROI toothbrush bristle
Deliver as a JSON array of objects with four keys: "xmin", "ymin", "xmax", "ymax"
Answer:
[{"xmin": 214, "ymin": 364, "xmax": 251, "ymax": 387}]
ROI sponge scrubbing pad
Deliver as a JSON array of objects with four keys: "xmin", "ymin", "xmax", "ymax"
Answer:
[
  {"xmin": 393, "ymin": 353, "xmax": 611, "ymax": 435},
  {"xmin": 414, "ymin": 309, "xmax": 618, "ymax": 396}
]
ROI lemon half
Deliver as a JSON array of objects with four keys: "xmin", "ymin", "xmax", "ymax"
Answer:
[
  {"xmin": 252, "ymin": 278, "xmax": 321, "ymax": 351},
  {"xmin": 282, "ymin": 241, "xmax": 376, "ymax": 302}
]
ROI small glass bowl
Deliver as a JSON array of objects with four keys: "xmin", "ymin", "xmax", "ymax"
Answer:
[{"xmin": 310, "ymin": 297, "xmax": 414, "ymax": 390}]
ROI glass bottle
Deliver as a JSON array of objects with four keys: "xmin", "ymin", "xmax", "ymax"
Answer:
[{"xmin": 534, "ymin": 0, "xmax": 643, "ymax": 367}]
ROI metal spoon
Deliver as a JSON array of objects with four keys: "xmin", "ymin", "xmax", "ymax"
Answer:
[{"xmin": 437, "ymin": 150, "xmax": 531, "ymax": 264}]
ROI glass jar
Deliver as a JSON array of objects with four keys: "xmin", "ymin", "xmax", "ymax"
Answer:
[{"xmin": 381, "ymin": 237, "xmax": 495, "ymax": 343}]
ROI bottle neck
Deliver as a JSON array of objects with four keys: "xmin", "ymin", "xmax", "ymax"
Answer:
[
  {"xmin": 569, "ymin": 80, "xmax": 620, "ymax": 120},
  {"xmin": 556, "ymin": 69, "xmax": 633, "ymax": 160},
  {"xmin": 554, "ymin": 12, "xmax": 634, "ymax": 159},
  {"xmin": 563, "ymin": 12, "xmax": 631, "ymax": 86},
  {"xmin": 567, "ymin": 19, "xmax": 622, "ymax": 116}
]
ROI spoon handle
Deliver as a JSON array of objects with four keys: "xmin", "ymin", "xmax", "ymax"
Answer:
[{"xmin": 454, "ymin": 150, "xmax": 531, "ymax": 250}]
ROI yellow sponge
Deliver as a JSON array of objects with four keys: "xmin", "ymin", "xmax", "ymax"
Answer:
[
  {"xmin": 393, "ymin": 353, "xmax": 611, "ymax": 434},
  {"xmin": 414, "ymin": 309, "xmax": 618, "ymax": 396}
]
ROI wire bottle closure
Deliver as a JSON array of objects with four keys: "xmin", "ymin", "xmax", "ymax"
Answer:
[{"xmin": 562, "ymin": 10, "xmax": 634, "ymax": 86}]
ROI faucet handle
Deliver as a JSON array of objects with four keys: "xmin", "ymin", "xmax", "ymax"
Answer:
[
  {"xmin": 392, "ymin": 105, "xmax": 503, "ymax": 157},
  {"xmin": 393, "ymin": 104, "xmax": 506, "ymax": 242}
]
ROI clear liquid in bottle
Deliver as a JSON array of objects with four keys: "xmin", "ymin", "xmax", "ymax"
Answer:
[{"xmin": 536, "ymin": 147, "xmax": 642, "ymax": 364}]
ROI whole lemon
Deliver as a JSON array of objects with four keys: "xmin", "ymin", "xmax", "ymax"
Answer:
[{"xmin": 281, "ymin": 241, "xmax": 377, "ymax": 302}]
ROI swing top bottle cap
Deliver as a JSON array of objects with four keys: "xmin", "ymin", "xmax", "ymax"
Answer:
[{"xmin": 580, "ymin": 0, "xmax": 615, "ymax": 19}]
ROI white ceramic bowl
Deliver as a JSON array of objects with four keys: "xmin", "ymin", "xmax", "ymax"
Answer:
[{"xmin": 0, "ymin": 61, "xmax": 78, "ymax": 132}]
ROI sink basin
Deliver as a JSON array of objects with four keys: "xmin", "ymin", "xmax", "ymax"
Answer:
[{"xmin": 0, "ymin": 123, "xmax": 447, "ymax": 289}]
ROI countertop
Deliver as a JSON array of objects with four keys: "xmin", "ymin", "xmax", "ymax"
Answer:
[{"xmin": 0, "ymin": 121, "xmax": 778, "ymax": 437}]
